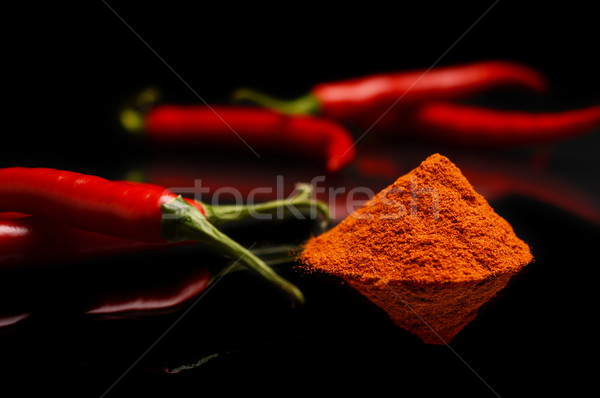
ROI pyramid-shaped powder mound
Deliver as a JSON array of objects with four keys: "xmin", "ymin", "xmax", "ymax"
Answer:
[{"xmin": 300, "ymin": 153, "xmax": 533, "ymax": 344}]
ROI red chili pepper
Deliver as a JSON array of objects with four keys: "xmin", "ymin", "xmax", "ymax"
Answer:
[
  {"xmin": 85, "ymin": 267, "xmax": 211, "ymax": 318},
  {"xmin": 0, "ymin": 267, "xmax": 211, "ymax": 330},
  {"xmin": 121, "ymin": 91, "xmax": 356, "ymax": 173},
  {"xmin": 84, "ymin": 247, "xmax": 294, "ymax": 319},
  {"xmin": 407, "ymin": 102, "xmax": 600, "ymax": 147},
  {"xmin": 0, "ymin": 168, "xmax": 317, "ymax": 304},
  {"xmin": 233, "ymin": 60, "xmax": 548, "ymax": 124},
  {"xmin": 0, "ymin": 215, "xmax": 180, "ymax": 270},
  {"xmin": 0, "ymin": 183, "xmax": 327, "ymax": 270},
  {"xmin": 0, "ymin": 168, "xmax": 200, "ymax": 242},
  {"xmin": 0, "ymin": 215, "xmax": 205, "ymax": 327},
  {"xmin": 0, "ymin": 212, "xmax": 27, "ymax": 220}
]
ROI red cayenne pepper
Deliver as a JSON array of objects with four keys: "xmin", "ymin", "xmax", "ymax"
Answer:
[
  {"xmin": 84, "ymin": 267, "xmax": 212, "ymax": 318},
  {"xmin": 0, "ymin": 183, "xmax": 328, "ymax": 270},
  {"xmin": 0, "ymin": 187, "xmax": 326, "ymax": 324},
  {"xmin": 0, "ymin": 214, "xmax": 177, "ymax": 270},
  {"xmin": 0, "ymin": 167, "xmax": 314, "ymax": 304},
  {"xmin": 234, "ymin": 60, "xmax": 548, "ymax": 124},
  {"xmin": 407, "ymin": 102, "xmax": 600, "ymax": 147},
  {"xmin": 85, "ymin": 248, "xmax": 292, "ymax": 319},
  {"xmin": 0, "ymin": 268, "xmax": 210, "ymax": 331},
  {"xmin": 121, "ymin": 90, "xmax": 356, "ymax": 173}
]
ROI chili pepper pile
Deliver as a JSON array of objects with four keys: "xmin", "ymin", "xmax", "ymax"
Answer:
[{"xmin": 234, "ymin": 60, "xmax": 600, "ymax": 150}]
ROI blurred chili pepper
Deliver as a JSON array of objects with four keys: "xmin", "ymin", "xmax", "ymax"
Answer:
[
  {"xmin": 353, "ymin": 150, "xmax": 600, "ymax": 226},
  {"xmin": 233, "ymin": 60, "xmax": 547, "ymax": 125},
  {"xmin": 124, "ymin": 155, "xmax": 334, "ymax": 205},
  {"xmin": 461, "ymin": 164, "xmax": 600, "ymax": 227},
  {"xmin": 121, "ymin": 88, "xmax": 356, "ymax": 173},
  {"xmin": 407, "ymin": 102, "xmax": 600, "ymax": 148}
]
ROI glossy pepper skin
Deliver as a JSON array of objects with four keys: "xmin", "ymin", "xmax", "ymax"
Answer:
[
  {"xmin": 0, "ymin": 181, "xmax": 329, "ymax": 270},
  {"xmin": 85, "ymin": 267, "xmax": 212, "ymax": 318},
  {"xmin": 0, "ymin": 266, "xmax": 211, "ymax": 332},
  {"xmin": 0, "ymin": 167, "xmax": 305, "ymax": 305},
  {"xmin": 0, "ymin": 168, "xmax": 197, "ymax": 243},
  {"xmin": 123, "ymin": 101, "xmax": 356, "ymax": 173},
  {"xmin": 0, "ymin": 224, "xmax": 212, "ymax": 328},
  {"xmin": 0, "ymin": 214, "xmax": 180, "ymax": 270},
  {"xmin": 408, "ymin": 103, "xmax": 600, "ymax": 147},
  {"xmin": 234, "ymin": 60, "xmax": 548, "ymax": 126}
]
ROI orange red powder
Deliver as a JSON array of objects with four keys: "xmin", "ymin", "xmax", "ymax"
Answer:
[{"xmin": 300, "ymin": 153, "xmax": 533, "ymax": 344}]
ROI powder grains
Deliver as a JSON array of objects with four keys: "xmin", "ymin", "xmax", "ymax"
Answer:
[{"xmin": 300, "ymin": 153, "xmax": 533, "ymax": 344}]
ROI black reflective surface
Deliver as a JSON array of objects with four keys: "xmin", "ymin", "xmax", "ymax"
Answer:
[{"xmin": 2, "ymin": 2, "xmax": 599, "ymax": 397}]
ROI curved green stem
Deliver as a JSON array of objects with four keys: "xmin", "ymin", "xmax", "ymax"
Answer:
[
  {"xmin": 211, "ymin": 244, "xmax": 301, "ymax": 282},
  {"xmin": 161, "ymin": 196, "xmax": 304, "ymax": 306},
  {"xmin": 232, "ymin": 88, "xmax": 321, "ymax": 115},
  {"xmin": 203, "ymin": 183, "xmax": 330, "ymax": 230},
  {"xmin": 119, "ymin": 87, "xmax": 161, "ymax": 133}
]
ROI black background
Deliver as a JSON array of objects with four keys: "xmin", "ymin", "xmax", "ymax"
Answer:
[
  {"xmin": 3, "ymin": 1, "xmax": 599, "ymax": 160},
  {"xmin": 1, "ymin": 1, "xmax": 599, "ymax": 397}
]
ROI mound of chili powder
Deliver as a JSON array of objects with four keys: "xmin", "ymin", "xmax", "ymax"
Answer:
[{"xmin": 300, "ymin": 153, "xmax": 533, "ymax": 344}]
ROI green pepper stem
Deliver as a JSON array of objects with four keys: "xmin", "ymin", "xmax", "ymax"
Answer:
[
  {"xmin": 211, "ymin": 245, "xmax": 301, "ymax": 283},
  {"xmin": 232, "ymin": 88, "xmax": 321, "ymax": 115},
  {"xmin": 161, "ymin": 196, "xmax": 305, "ymax": 306},
  {"xmin": 203, "ymin": 183, "xmax": 330, "ymax": 230}
]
